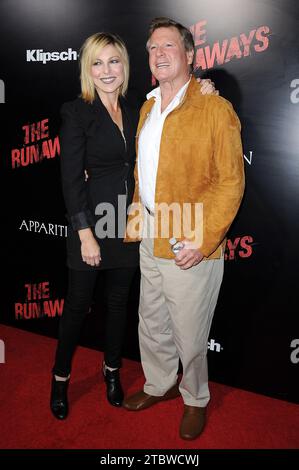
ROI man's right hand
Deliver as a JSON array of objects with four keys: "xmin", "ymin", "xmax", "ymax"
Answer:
[{"xmin": 174, "ymin": 239, "xmax": 204, "ymax": 270}]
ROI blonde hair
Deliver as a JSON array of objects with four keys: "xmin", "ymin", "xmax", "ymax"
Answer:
[{"xmin": 80, "ymin": 32, "xmax": 129, "ymax": 103}]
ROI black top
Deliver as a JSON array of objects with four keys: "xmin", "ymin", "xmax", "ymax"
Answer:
[{"xmin": 60, "ymin": 94, "xmax": 139, "ymax": 270}]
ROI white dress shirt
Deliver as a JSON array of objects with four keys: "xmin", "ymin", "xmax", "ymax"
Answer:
[{"xmin": 138, "ymin": 78, "xmax": 191, "ymax": 212}]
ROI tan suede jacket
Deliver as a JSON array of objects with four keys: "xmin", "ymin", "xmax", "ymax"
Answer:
[{"xmin": 125, "ymin": 76, "xmax": 245, "ymax": 260}]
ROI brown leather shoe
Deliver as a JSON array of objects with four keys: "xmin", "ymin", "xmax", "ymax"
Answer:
[
  {"xmin": 123, "ymin": 383, "xmax": 180, "ymax": 411},
  {"xmin": 179, "ymin": 405, "xmax": 206, "ymax": 440}
]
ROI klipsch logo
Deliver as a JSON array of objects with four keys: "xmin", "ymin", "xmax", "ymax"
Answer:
[
  {"xmin": 208, "ymin": 338, "xmax": 223, "ymax": 352},
  {"xmin": 0, "ymin": 79, "xmax": 5, "ymax": 103},
  {"xmin": 290, "ymin": 339, "xmax": 299, "ymax": 364},
  {"xmin": 15, "ymin": 281, "xmax": 64, "ymax": 320},
  {"xmin": 26, "ymin": 48, "xmax": 78, "ymax": 64},
  {"xmin": 290, "ymin": 79, "xmax": 299, "ymax": 104}
]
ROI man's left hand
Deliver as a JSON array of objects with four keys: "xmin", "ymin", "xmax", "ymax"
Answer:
[{"xmin": 175, "ymin": 240, "xmax": 204, "ymax": 270}]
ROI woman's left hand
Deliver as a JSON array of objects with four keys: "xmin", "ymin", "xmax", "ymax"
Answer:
[{"xmin": 198, "ymin": 78, "xmax": 219, "ymax": 95}]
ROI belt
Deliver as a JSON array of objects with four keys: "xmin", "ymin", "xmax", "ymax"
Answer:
[{"xmin": 145, "ymin": 206, "xmax": 155, "ymax": 216}]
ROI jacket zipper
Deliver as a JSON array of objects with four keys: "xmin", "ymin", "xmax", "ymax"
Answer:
[
  {"xmin": 120, "ymin": 128, "xmax": 128, "ymax": 203},
  {"xmin": 120, "ymin": 128, "xmax": 127, "ymax": 151}
]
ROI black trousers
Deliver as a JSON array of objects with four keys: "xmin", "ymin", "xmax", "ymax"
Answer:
[{"xmin": 52, "ymin": 267, "xmax": 136, "ymax": 377}]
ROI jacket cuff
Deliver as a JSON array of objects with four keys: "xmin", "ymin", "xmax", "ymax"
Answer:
[{"xmin": 69, "ymin": 210, "xmax": 95, "ymax": 231}]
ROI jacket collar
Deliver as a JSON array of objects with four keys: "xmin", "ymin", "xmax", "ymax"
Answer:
[
  {"xmin": 137, "ymin": 76, "xmax": 204, "ymax": 134},
  {"xmin": 88, "ymin": 93, "xmax": 131, "ymax": 129},
  {"xmin": 175, "ymin": 75, "xmax": 205, "ymax": 110}
]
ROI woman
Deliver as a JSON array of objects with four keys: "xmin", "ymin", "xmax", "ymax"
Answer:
[
  {"xmin": 50, "ymin": 32, "xmax": 140, "ymax": 419},
  {"xmin": 50, "ymin": 31, "xmax": 216, "ymax": 420}
]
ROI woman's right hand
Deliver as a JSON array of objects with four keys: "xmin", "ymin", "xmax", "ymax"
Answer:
[{"xmin": 78, "ymin": 228, "xmax": 101, "ymax": 266}]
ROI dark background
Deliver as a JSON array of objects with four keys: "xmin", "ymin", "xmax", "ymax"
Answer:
[{"xmin": 1, "ymin": 0, "xmax": 298, "ymax": 403}]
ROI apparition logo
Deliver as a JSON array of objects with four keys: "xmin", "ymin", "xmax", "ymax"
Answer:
[
  {"xmin": 19, "ymin": 220, "xmax": 67, "ymax": 237},
  {"xmin": 243, "ymin": 151, "xmax": 253, "ymax": 165}
]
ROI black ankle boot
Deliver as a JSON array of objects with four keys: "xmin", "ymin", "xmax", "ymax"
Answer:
[
  {"xmin": 103, "ymin": 367, "xmax": 124, "ymax": 407},
  {"xmin": 50, "ymin": 376, "xmax": 69, "ymax": 420}
]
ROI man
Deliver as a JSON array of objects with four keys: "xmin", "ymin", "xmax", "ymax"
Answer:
[{"xmin": 123, "ymin": 17, "xmax": 245, "ymax": 440}]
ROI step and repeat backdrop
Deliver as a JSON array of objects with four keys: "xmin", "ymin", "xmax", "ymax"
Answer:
[{"xmin": 1, "ymin": 0, "xmax": 298, "ymax": 403}]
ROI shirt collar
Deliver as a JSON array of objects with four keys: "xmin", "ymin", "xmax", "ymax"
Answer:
[{"xmin": 146, "ymin": 76, "xmax": 191, "ymax": 104}]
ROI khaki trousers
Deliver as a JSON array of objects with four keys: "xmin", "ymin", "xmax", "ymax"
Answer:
[{"xmin": 139, "ymin": 209, "xmax": 224, "ymax": 407}]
